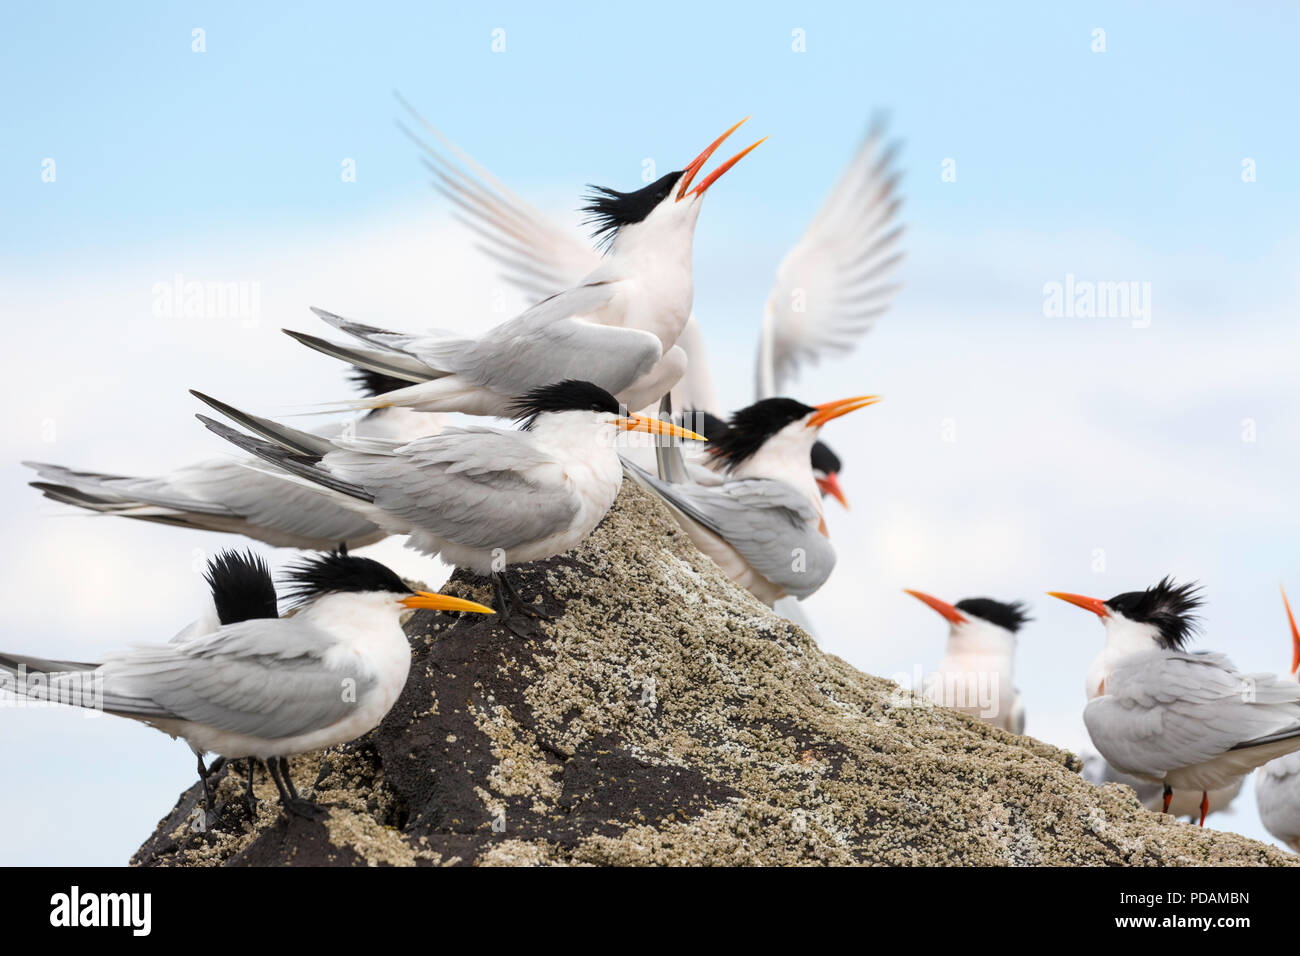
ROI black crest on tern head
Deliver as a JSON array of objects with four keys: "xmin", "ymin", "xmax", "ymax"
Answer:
[
  {"xmin": 810, "ymin": 440, "xmax": 842, "ymax": 477},
  {"xmin": 707, "ymin": 398, "xmax": 817, "ymax": 471},
  {"xmin": 1105, "ymin": 576, "xmax": 1204, "ymax": 650},
  {"xmin": 510, "ymin": 380, "xmax": 622, "ymax": 431},
  {"xmin": 282, "ymin": 550, "xmax": 412, "ymax": 607},
  {"xmin": 954, "ymin": 597, "xmax": 1032, "ymax": 634},
  {"xmin": 204, "ymin": 549, "xmax": 279, "ymax": 625},
  {"xmin": 581, "ymin": 171, "xmax": 682, "ymax": 249},
  {"xmin": 348, "ymin": 366, "xmax": 411, "ymax": 399}
]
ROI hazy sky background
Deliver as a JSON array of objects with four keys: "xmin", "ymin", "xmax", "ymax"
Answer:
[{"xmin": 2, "ymin": 2, "xmax": 1299, "ymax": 864}]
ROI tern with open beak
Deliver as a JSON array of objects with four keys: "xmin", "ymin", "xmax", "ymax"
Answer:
[
  {"xmin": 903, "ymin": 591, "xmax": 1030, "ymax": 733},
  {"xmin": 25, "ymin": 368, "xmax": 445, "ymax": 550},
  {"xmin": 286, "ymin": 119, "xmax": 765, "ymax": 418},
  {"xmin": 397, "ymin": 103, "xmax": 902, "ymax": 503},
  {"xmin": 192, "ymin": 380, "xmax": 706, "ymax": 637},
  {"xmin": 0, "ymin": 549, "xmax": 493, "ymax": 820},
  {"xmin": 623, "ymin": 394, "xmax": 878, "ymax": 606},
  {"xmin": 1049, "ymin": 577, "xmax": 1300, "ymax": 827},
  {"xmin": 1255, "ymin": 586, "xmax": 1300, "ymax": 851}
]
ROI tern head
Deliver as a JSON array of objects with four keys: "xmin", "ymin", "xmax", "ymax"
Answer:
[
  {"xmin": 510, "ymin": 380, "xmax": 707, "ymax": 444},
  {"xmin": 204, "ymin": 549, "xmax": 279, "ymax": 625},
  {"xmin": 905, "ymin": 590, "xmax": 1031, "ymax": 649},
  {"xmin": 1281, "ymin": 586, "xmax": 1300, "ymax": 679},
  {"xmin": 283, "ymin": 550, "xmax": 494, "ymax": 616},
  {"xmin": 582, "ymin": 118, "xmax": 765, "ymax": 255},
  {"xmin": 707, "ymin": 395, "xmax": 879, "ymax": 476},
  {"xmin": 1048, "ymin": 576, "xmax": 1204, "ymax": 651}
]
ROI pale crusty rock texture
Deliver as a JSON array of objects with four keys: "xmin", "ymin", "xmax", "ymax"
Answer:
[{"xmin": 132, "ymin": 484, "xmax": 1295, "ymax": 867}]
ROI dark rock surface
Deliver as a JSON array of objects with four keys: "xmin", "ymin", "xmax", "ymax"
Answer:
[{"xmin": 132, "ymin": 485, "xmax": 1295, "ymax": 866}]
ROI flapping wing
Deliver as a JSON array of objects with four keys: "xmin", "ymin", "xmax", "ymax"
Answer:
[
  {"xmin": 326, "ymin": 427, "xmax": 581, "ymax": 552},
  {"xmin": 756, "ymin": 120, "xmax": 906, "ymax": 397},
  {"xmin": 1085, "ymin": 650, "xmax": 1300, "ymax": 778},
  {"xmin": 101, "ymin": 618, "xmax": 375, "ymax": 740},
  {"xmin": 398, "ymin": 96, "xmax": 601, "ymax": 302}
]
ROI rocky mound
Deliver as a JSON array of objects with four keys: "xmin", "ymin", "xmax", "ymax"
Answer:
[{"xmin": 132, "ymin": 485, "xmax": 1294, "ymax": 866}]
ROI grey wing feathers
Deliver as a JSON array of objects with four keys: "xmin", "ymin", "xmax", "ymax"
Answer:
[
  {"xmin": 757, "ymin": 119, "xmax": 905, "ymax": 397},
  {"xmin": 395, "ymin": 99, "xmax": 601, "ymax": 301},
  {"xmin": 196, "ymin": 416, "xmax": 372, "ymax": 501},
  {"xmin": 314, "ymin": 284, "xmax": 655, "ymax": 398},
  {"xmin": 101, "ymin": 619, "xmax": 374, "ymax": 739},
  {"xmin": 326, "ymin": 428, "xmax": 580, "ymax": 551},
  {"xmin": 622, "ymin": 459, "xmax": 835, "ymax": 599},
  {"xmin": 1085, "ymin": 651, "xmax": 1300, "ymax": 777}
]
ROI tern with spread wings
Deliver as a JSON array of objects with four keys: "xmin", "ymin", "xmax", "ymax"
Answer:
[
  {"xmin": 400, "ymin": 103, "xmax": 903, "ymax": 501},
  {"xmin": 287, "ymin": 119, "xmax": 764, "ymax": 418}
]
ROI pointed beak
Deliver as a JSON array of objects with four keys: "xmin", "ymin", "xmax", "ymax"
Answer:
[
  {"xmin": 677, "ymin": 118, "xmax": 766, "ymax": 200},
  {"xmin": 1047, "ymin": 591, "xmax": 1110, "ymax": 619},
  {"xmin": 1282, "ymin": 586, "xmax": 1300, "ymax": 675},
  {"xmin": 816, "ymin": 471, "xmax": 849, "ymax": 509},
  {"xmin": 904, "ymin": 589, "xmax": 966, "ymax": 625},
  {"xmin": 400, "ymin": 590, "xmax": 495, "ymax": 614},
  {"xmin": 613, "ymin": 414, "xmax": 708, "ymax": 441},
  {"xmin": 808, "ymin": 395, "xmax": 881, "ymax": 428}
]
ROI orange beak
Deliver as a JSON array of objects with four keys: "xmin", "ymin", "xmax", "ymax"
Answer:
[
  {"xmin": 677, "ymin": 118, "xmax": 766, "ymax": 200},
  {"xmin": 904, "ymin": 589, "xmax": 967, "ymax": 625},
  {"xmin": 1047, "ymin": 591, "xmax": 1110, "ymax": 619},
  {"xmin": 613, "ymin": 414, "xmax": 708, "ymax": 441},
  {"xmin": 808, "ymin": 395, "xmax": 881, "ymax": 428},
  {"xmin": 816, "ymin": 472, "xmax": 849, "ymax": 509},
  {"xmin": 400, "ymin": 590, "xmax": 495, "ymax": 614},
  {"xmin": 1282, "ymin": 586, "xmax": 1300, "ymax": 675}
]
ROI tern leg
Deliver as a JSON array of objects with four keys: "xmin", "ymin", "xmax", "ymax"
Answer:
[
  {"xmin": 491, "ymin": 572, "xmax": 553, "ymax": 639},
  {"xmin": 195, "ymin": 753, "xmax": 215, "ymax": 817},
  {"xmin": 1162, "ymin": 785, "xmax": 1173, "ymax": 814},
  {"xmin": 1198, "ymin": 791, "xmax": 1209, "ymax": 827},
  {"xmin": 266, "ymin": 756, "xmax": 325, "ymax": 820},
  {"xmin": 243, "ymin": 759, "xmax": 258, "ymax": 817}
]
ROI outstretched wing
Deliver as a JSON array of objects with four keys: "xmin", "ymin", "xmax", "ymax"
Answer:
[
  {"xmin": 398, "ymin": 96, "xmax": 601, "ymax": 302},
  {"xmin": 756, "ymin": 120, "xmax": 906, "ymax": 397}
]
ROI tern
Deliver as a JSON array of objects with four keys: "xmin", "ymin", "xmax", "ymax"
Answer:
[
  {"xmin": 0, "ymin": 549, "xmax": 493, "ymax": 818},
  {"xmin": 286, "ymin": 119, "xmax": 765, "ymax": 417},
  {"xmin": 903, "ymin": 590, "xmax": 1029, "ymax": 733},
  {"xmin": 623, "ymin": 395, "xmax": 877, "ymax": 606},
  {"xmin": 397, "ymin": 104, "xmax": 902, "ymax": 492},
  {"xmin": 1255, "ymin": 586, "xmax": 1300, "ymax": 851},
  {"xmin": 25, "ymin": 368, "xmax": 445, "ymax": 550},
  {"xmin": 1049, "ymin": 577, "xmax": 1300, "ymax": 826},
  {"xmin": 191, "ymin": 380, "xmax": 706, "ymax": 636}
]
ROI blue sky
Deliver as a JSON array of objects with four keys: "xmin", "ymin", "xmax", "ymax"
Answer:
[{"xmin": 2, "ymin": 2, "xmax": 1299, "ymax": 863}]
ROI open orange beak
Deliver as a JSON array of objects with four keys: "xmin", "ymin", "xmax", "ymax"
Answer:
[
  {"xmin": 1047, "ymin": 591, "xmax": 1110, "ymax": 619},
  {"xmin": 400, "ymin": 590, "xmax": 495, "ymax": 614},
  {"xmin": 904, "ymin": 589, "xmax": 966, "ymax": 625},
  {"xmin": 613, "ymin": 414, "xmax": 708, "ymax": 441},
  {"xmin": 808, "ymin": 395, "xmax": 881, "ymax": 428},
  {"xmin": 677, "ymin": 118, "xmax": 766, "ymax": 200},
  {"xmin": 816, "ymin": 471, "xmax": 848, "ymax": 509},
  {"xmin": 1282, "ymin": 586, "xmax": 1300, "ymax": 675}
]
